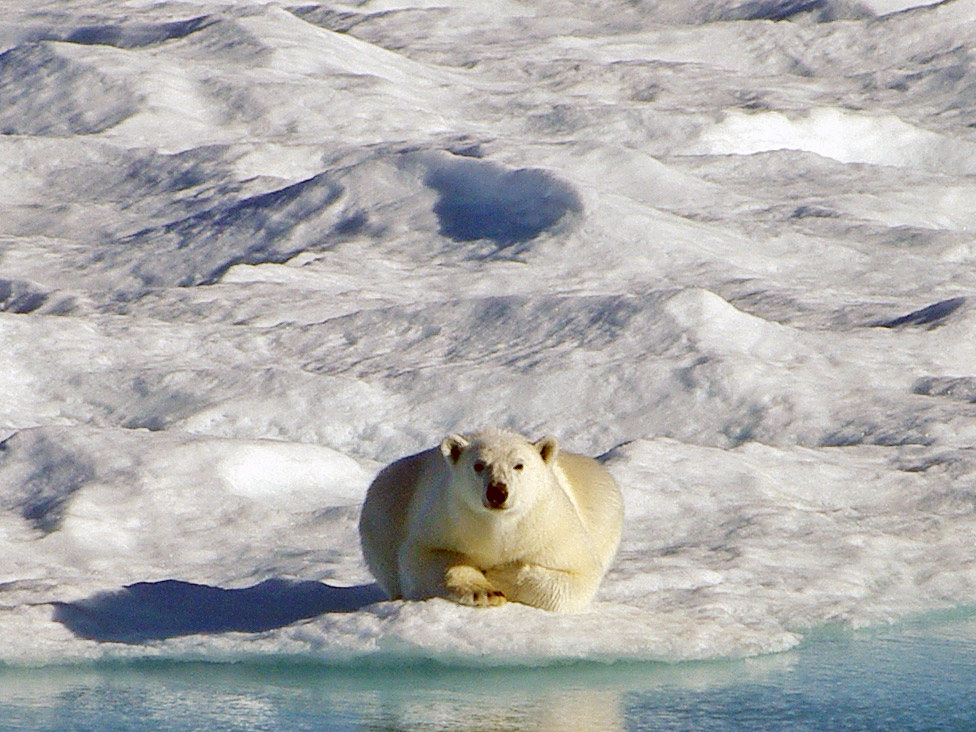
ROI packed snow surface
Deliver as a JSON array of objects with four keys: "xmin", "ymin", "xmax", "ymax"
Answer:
[{"xmin": 2, "ymin": 0, "xmax": 976, "ymax": 666}]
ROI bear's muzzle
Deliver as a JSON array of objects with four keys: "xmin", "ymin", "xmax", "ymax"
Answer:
[{"xmin": 484, "ymin": 480, "xmax": 508, "ymax": 509}]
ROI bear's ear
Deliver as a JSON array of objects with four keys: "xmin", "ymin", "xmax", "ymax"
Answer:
[
  {"xmin": 534, "ymin": 436, "xmax": 559, "ymax": 465},
  {"xmin": 440, "ymin": 434, "xmax": 470, "ymax": 464}
]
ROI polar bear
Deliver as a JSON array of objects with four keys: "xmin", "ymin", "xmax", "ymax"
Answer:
[{"xmin": 359, "ymin": 428, "xmax": 623, "ymax": 613}]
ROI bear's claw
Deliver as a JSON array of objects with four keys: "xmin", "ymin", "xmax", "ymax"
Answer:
[{"xmin": 454, "ymin": 587, "xmax": 507, "ymax": 607}]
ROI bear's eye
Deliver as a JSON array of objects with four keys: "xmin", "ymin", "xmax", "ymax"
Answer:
[
  {"xmin": 473, "ymin": 461, "xmax": 485, "ymax": 473},
  {"xmin": 513, "ymin": 463, "xmax": 524, "ymax": 471}
]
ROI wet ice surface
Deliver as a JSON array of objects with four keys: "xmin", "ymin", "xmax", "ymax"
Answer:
[{"xmin": 2, "ymin": 0, "xmax": 976, "ymax": 668}]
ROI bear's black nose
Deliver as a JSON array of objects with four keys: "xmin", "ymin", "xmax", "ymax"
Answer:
[{"xmin": 485, "ymin": 481, "xmax": 508, "ymax": 509}]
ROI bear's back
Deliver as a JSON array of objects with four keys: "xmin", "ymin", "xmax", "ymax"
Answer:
[{"xmin": 553, "ymin": 451, "xmax": 624, "ymax": 572}]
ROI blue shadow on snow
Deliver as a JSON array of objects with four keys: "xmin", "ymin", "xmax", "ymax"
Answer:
[
  {"xmin": 52, "ymin": 579, "xmax": 387, "ymax": 644},
  {"xmin": 424, "ymin": 156, "xmax": 583, "ymax": 248},
  {"xmin": 874, "ymin": 297, "xmax": 966, "ymax": 329}
]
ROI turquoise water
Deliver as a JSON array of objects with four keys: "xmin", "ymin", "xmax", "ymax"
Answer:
[{"xmin": 3, "ymin": 615, "xmax": 976, "ymax": 731}]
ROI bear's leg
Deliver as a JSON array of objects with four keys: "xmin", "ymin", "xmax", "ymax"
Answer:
[
  {"xmin": 399, "ymin": 547, "xmax": 506, "ymax": 607},
  {"xmin": 484, "ymin": 563, "xmax": 597, "ymax": 613}
]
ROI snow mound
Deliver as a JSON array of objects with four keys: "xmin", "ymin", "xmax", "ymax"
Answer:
[
  {"xmin": 689, "ymin": 108, "xmax": 976, "ymax": 174},
  {"xmin": 0, "ymin": 42, "xmax": 137, "ymax": 135},
  {"xmin": 0, "ymin": 280, "xmax": 49, "ymax": 314},
  {"xmin": 711, "ymin": 0, "xmax": 874, "ymax": 22},
  {"xmin": 79, "ymin": 148, "xmax": 584, "ymax": 289},
  {"xmin": 62, "ymin": 16, "xmax": 213, "ymax": 49},
  {"xmin": 120, "ymin": 172, "xmax": 349, "ymax": 287}
]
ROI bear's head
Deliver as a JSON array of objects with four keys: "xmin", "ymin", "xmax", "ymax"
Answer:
[{"xmin": 440, "ymin": 429, "xmax": 558, "ymax": 515}]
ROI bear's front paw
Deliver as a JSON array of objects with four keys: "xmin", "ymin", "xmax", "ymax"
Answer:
[
  {"xmin": 445, "ymin": 565, "xmax": 507, "ymax": 607},
  {"xmin": 451, "ymin": 586, "xmax": 507, "ymax": 607}
]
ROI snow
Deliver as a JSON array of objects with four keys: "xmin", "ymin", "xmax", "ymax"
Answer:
[
  {"xmin": 688, "ymin": 107, "xmax": 976, "ymax": 174},
  {"xmin": 2, "ymin": 0, "xmax": 976, "ymax": 667}
]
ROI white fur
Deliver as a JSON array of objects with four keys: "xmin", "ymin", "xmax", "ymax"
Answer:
[{"xmin": 359, "ymin": 428, "xmax": 624, "ymax": 612}]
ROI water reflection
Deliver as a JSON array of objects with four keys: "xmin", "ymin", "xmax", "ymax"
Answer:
[{"xmin": 0, "ymin": 653, "xmax": 796, "ymax": 732}]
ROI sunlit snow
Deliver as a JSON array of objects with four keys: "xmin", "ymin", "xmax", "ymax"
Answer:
[{"xmin": 2, "ymin": 0, "xmax": 976, "ymax": 666}]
